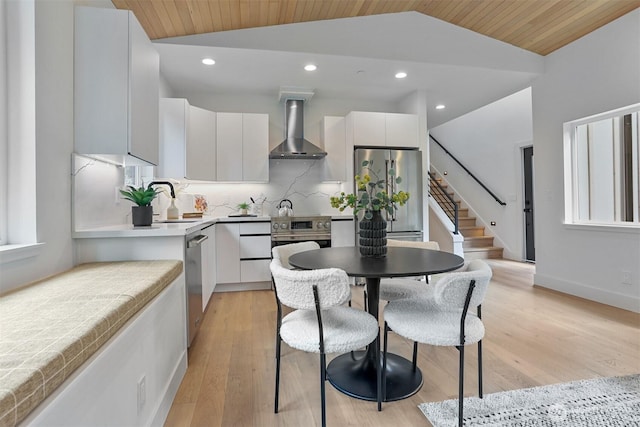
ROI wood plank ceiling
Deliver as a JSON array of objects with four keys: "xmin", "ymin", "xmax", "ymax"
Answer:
[{"xmin": 112, "ymin": 0, "xmax": 639, "ymax": 56}]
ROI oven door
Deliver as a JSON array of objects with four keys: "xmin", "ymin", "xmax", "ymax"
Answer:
[{"xmin": 271, "ymin": 237, "xmax": 331, "ymax": 248}]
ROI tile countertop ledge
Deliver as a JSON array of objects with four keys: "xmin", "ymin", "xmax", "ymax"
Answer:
[{"xmin": 73, "ymin": 216, "xmax": 271, "ymax": 238}]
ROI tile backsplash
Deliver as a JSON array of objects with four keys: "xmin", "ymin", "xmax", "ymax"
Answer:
[{"xmin": 73, "ymin": 154, "xmax": 349, "ymax": 230}]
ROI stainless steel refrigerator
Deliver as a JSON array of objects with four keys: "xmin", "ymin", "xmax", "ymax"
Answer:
[{"xmin": 354, "ymin": 148, "xmax": 423, "ymax": 241}]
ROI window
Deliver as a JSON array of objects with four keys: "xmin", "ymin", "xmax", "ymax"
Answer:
[
  {"xmin": 0, "ymin": 0, "xmax": 39, "ymax": 257},
  {"xmin": 564, "ymin": 104, "xmax": 640, "ymax": 225},
  {"xmin": 0, "ymin": 0, "xmax": 8, "ymax": 245}
]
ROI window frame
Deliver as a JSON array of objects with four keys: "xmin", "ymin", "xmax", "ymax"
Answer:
[
  {"xmin": 0, "ymin": 0, "xmax": 7, "ymax": 245},
  {"xmin": 563, "ymin": 103, "xmax": 640, "ymax": 227}
]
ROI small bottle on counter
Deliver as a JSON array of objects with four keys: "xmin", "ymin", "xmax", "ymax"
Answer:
[{"xmin": 167, "ymin": 198, "xmax": 179, "ymax": 219}]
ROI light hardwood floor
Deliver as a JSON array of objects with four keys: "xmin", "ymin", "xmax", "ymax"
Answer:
[{"xmin": 165, "ymin": 259, "xmax": 640, "ymax": 426}]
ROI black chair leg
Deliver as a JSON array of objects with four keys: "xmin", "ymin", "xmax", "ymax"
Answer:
[
  {"xmin": 382, "ymin": 322, "xmax": 389, "ymax": 401},
  {"xmin": 274, "ymin": 335, "xmax": 281, "ymax": 413},
  {"xmin": 412, "ymin": 341, "xmax": 419, "ymax": 372},
  {"xmin": 376, "ymin": 329, "xmax": 382, "ymax": 411},
  {"xmin": 320, "ymin": 353, "xmax": 327, "ymax": 427},
  {"xmin": 478, "ymin": 339, "xmax": 483, "ymax": 398},
  {"xmin": 458, "ymin": 345, "xmax": 465, "ymax": 427}
]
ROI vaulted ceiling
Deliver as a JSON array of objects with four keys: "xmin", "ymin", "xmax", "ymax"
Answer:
[{"xmin": 112, "ymin": 0, "xmax": 639, "ymax": 56}]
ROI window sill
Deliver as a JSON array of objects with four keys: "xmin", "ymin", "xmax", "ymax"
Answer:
[
  {"xmin": 564, "ymin": 223, "xmax": 640, "ymax": 234},
  {"xmin": 0, "ymin": 243, "xmax": 45, "ymax": 265}
]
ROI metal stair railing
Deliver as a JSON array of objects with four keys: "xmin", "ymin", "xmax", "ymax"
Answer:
[
  {"xmin": 428, "ymin": 171, "xmax": 459, "ymax": 234},
  {"xmin": 430, "ymin": 135, "xmax": 507, "ymax": 206}
]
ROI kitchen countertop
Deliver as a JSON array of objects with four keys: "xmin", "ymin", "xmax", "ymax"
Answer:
[{"xmin": 73, "ymin": 214, "xmax": 353, "ymax": 239}]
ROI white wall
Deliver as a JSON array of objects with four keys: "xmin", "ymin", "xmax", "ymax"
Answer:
[
  {"xmin": 1, "ymin": 0, "xmax": 75, "ymax": 291},
  {"xmin": 531, "ymin": 10, "xmax": 640, "ymax": 312},
  {"xmin": 430, "ymin": 88, "xmax": 533, "ymax": 260}
]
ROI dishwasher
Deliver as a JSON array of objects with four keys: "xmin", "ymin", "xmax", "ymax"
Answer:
[{"xmin": 185, "ymin": 229, "xmax": 208, "ymax": 346}]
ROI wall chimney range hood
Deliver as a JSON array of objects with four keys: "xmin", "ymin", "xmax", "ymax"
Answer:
[{"xmin": 270, "ymin": 96, "xmax": 327, "ymax": 159}]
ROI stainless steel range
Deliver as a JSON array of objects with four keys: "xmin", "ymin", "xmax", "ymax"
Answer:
[{"xmin": 271, "ymin": 216, "xmax": 332, "ymax": 248}]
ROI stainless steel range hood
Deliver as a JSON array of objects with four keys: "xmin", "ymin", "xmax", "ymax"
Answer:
[{"xmin": 270, "ymin": 99, "xmax": 327, "ymax": 159}]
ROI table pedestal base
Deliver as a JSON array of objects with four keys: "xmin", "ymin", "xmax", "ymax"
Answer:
[{"xmin": 326, "ymin": 351, "xmax": 423, "ymax": 402}]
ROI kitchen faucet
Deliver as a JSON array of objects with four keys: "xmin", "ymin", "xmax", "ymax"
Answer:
[
  {"xmin": 148, "ymin": 181, "xmax": 179, "ymax": 219},
  {"xmin": 148, "ymin": 181, "xmax": 175, "ymax": 198}
]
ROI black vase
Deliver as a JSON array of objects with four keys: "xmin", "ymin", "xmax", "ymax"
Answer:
[
  {"xmin": 132, "ymin": 205, "xmax": 153, "ymax": 226},
  {"xmin": 359, "ymin": 210, "xmax": 387, "ymax": 257}
]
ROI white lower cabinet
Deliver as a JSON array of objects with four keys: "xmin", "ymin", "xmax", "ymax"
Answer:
[
  {"xmin": 215, "ymin": 221, "xmax": 271, "ymax": 291},
  {"xmin": 331, "ymin": 218, "xmax": 356, "ymax": 247},
  {"xmin": 215, "ymin": 223, "xmax": 241, "ymax": 284},
  {"xmin": 201, "ymin": 224, "xmax": 216, "ymax": 311},
  {"xmin": 240, "ymin": 260, "xmax": 271, "ymax": 283}
]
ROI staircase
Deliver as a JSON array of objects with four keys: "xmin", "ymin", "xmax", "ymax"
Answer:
[{"xmin": 429, "ymin": 176, "xmax": 503, "ymax": 260}]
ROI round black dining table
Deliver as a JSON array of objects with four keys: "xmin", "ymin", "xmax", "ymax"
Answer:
[{"xmin": 289, "ymin": 246, "xmax": 464, "ymax": 402}]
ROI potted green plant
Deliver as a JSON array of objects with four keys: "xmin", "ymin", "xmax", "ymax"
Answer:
[
  {"xmin": 237, "ymin": 202, "xmax": 250, "ymax": 216},
  {"xmin": 120, "ymin": 185, "xmax": 161, "ymax": 226},
  {"xmin": 330, "ymin": 159, "xmax": 410, "ymax": 257}
]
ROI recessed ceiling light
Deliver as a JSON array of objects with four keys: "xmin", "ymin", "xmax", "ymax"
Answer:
[
  {"xmin": 202, "ymin": 58, "xmax": 215, "ymax": 65},
  {"xmin": 435, "ymin": 104, "xmax": 446, "ymax": 110},
  {"xmin": 304, "ymin": 64, "xmax": 317, "ymax": 71},
  {"xmin": 395, "ymin": 72, "xmax": 407, "ymax": 79}
]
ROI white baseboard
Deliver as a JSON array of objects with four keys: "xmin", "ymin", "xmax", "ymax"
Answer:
[
  {"xmin": 534, "ymin": 273, "xmax": 640, "ymax": 313},
  {"xmin": 151, "ymin": 350, "xmax": 188, "ymax": 427},
  {"xmin": 215, "ymin": 281, "xmax": 272, "ymax": 292}
]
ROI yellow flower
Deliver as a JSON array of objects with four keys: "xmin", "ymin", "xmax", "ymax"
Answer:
[{"xmin": 329, "ymin": 159, "xmax": 410, "ymax": 218}]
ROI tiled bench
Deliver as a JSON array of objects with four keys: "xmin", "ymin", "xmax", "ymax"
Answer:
[{"xmin": 0, "ymin": 260, "xmax": 184, "ymax": 427}]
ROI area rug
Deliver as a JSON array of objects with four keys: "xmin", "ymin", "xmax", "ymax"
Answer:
[{"xmin": 419, "ymin": 374, "xmax": 640, "ymax": 426}]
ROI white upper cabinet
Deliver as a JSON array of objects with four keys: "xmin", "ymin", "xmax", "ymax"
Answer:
[
  {"xmin": 216, "ymin": 113, "xmax": 243, "ymax": 181},
  {"xmin": 385, "ymin": 113, "xmax": 419, "ymax": 147},
  {"xmin": 158, "ymin": 99, "xmax": 216, "ymax": 181},
  {"xmin": 347, "ymin": 112, "xmax": 386, "ymax": 147},
  {"xmin": 216, "ymin": 113, "xmax": 269, "ymax": 182},
  {"xmin": 74, "ymin": 7, "xmax": 159, "ymax": 165},
  {"xmin": 321, "ymin": 116, "xmax": 347, "ymax": 182},
  {"xmin": 187, "ymin": 106, "xmax": 216, "ymax": 181},
  {"xmin": 158, "ymin": 98, "xmax": 187, "ymax": 179},
  {"xmin": 346, "ymin": 111, "xmax": 419, "ymax": 149}
]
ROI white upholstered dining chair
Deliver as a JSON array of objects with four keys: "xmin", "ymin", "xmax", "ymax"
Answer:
[
  {"xmin": 270, "ymin": 259, "xmax": 381, "ymax": 427},
  {"xmin": 377, "ymin": 239, "xmax": 441, "ymax": 302},
  {"xmin": 382, "ymin": 259, "xmax": 492, "ymax": 427},
  {"xmin": 271, "ymin": 241, "xmax": 320, "ymax": 268}
]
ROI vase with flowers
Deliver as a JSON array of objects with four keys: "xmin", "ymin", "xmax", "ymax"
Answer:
[{"xmin": 330, "ymin": 159, "xmax": 410, "ymax": 257}]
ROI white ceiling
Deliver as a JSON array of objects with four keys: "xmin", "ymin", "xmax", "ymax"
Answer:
[{"xmin": 155, "ymin": 12, "xmax": 544, "ymax": 128}]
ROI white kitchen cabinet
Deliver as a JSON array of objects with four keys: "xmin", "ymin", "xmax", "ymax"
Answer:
[
  {"xmin": 321, "ymin": 116, "xmax": 347, "ymax": 182},
  {"xmin": 347, "ymin": 112, "xmax": 386, "ymax": 147},
  {"xmin": 215, "ymin": 223, "xmax": 241, "ymax": 284},
  {"xmin": 215, "ymin": 221, "xmax": 271, "ymax": 291},
  {"xmin": 239, "ymin": 222, "xmax": 272, "ymax": 283},
  {"xmin": 201, "ymin": 224, "xmax": 216, "ymax": 311},
  {"xmin": 346, "ymin": 111, "xmax": 418, "ymax": 149},
  {"xmin": 187, "ymin": 106, "xmax": 217, "ymax": 181},
  {"xmin": 331, "ymin": 218, "xmax": 356, "ymax": 247},
  {"xmin": 386, "ymin": 113, "xmax": 419, "ymax": 147},
  {"xmin": 216, "ymin": 113, "xmax": 269, "ymax": 182},
  {"xmin": 158, "ymin": 99, "xmax": 187, "ymax": 179},
  {"xmin": 216, "ymin": 113, "xmax": 242, "ymax": 181},
  {"xmin": 158, "ymin": 99, "xmax": 216, "ymax": 181},
  {"xmin": 74, "ymin": 7, "xmax": 159, "ymax": 166}
]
